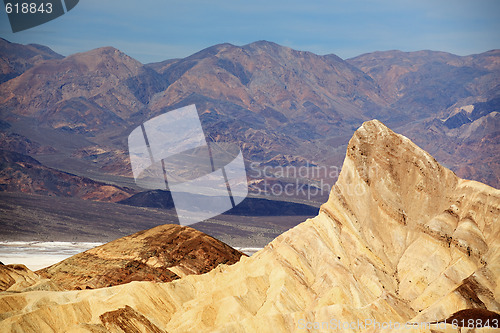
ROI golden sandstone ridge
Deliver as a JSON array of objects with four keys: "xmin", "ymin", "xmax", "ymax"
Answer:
[{"xmin": 1, "ymin": 120, "xmax": 499, "ymax": 332}]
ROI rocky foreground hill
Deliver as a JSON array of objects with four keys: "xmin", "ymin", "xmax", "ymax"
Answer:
[
  {"xmin": 36, "ymin": 224, "xmax": 245, "ymax": 290},
  {"xmin": 0, "ymin": 120, "xmax": 499, "ymax": 332},
  {"xmin": 0, "ymin": 224, "xmax": 244, "ymax": 292}
]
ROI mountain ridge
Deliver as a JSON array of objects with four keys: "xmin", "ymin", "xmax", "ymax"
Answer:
[
  {"xmin": 118, "ymin": 189, "xmax": 319, "ymax": 216},
  {"xmin": 1, "ymin": 39, "xmax": 498, "ymax": 194},
  {"xmin": 0, "ymin": 38, "xmax": 63, "ymax": 84}
]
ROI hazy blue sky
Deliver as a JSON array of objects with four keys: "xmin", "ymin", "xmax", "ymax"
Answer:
[{"xmin": 1, "ymin": 0, "xmax": 499, "ymax": 63}]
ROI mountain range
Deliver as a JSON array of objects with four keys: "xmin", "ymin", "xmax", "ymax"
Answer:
[{"xmin": 0, "ymin": 37, "xmax": 498, "ymax": 199}]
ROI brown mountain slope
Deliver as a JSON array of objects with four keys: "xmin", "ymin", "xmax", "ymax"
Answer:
[
  {"xmin": 348, "ymin": 50, "xmax": 500, "ymax": 188},
  {"xmin": 347, "ymin": 50, "xmax": 500, "ymax": 117},
  {"xmin": 149, "ymin": 41, "xmax": 388, "ymax": 131},
  {"xmin": 0, "ymin": 149, "xmax": 133, "ymax": 202},
  {"xmin": 0, "ymin": 132, "xmax": 56, "ymax": 155},
  {"xmin": 36, "ymin": 224, "xmax": 245, "ymax": 290},
  {"xmin": 0, "ymin": 38, "xmax": 63, "ymax": 84},
  {"xmin": 1, "ymin": 41, "xmax": 387, "ymax": 171},
  {"xmin": 1, "ymin": 120, "xmax": 498, "ymax": 332},
  {"xmin": 145, "ymin": 41, "xmax": 390, "ymax": 167},
  {"xmin": 0, "ymin": 46, "xmax": 165, "ymax": 136}
]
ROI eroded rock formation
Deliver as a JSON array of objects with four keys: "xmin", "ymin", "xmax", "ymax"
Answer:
[
  {"xmin": 36, "ymin": 224, "xmax": 245, "ymax": 290},
  {"xmin": 1, "ymin": 120, "xmax": 498, "ymax": 332}
]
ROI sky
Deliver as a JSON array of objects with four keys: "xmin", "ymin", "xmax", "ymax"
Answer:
[{"xmin": 0, "ymin": 0, "xmax": 499, "ymax": 64}]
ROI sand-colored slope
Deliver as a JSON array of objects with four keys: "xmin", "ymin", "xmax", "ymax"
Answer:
[
  {"xmin": 1, "ymin": 120, "xmax": 498, "ymax": 332},
  {"xmin": 0, "ymin": 264, "xmax": 59, "ymax": 292}
]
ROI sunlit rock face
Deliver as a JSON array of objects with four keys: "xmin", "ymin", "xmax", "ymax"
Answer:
[
  {"xmin": 0, "ymin": 264, "xmax": 59, "ymax": 292},
  {"xmin": 1, "ymin": 120, "xmax": 498, "ymax": 332}
]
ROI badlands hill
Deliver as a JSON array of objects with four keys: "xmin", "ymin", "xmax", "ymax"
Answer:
[
  {"xmin": 36, "ymin": 224, "xmax": 245, "ymax": 290},
  {"xmin": 0, "ymin": 120, "xmax": 499, "ymax": 332}
]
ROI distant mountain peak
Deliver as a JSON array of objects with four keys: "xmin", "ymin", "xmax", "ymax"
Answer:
[
  {"xmin": 243, "ymin": 40, "xmax": 284, "ymax": 49},
  {"xmin": 0, "ymin": 38, "xmax": 63, "ymax": 83},
  {"xmin": 65, "ymin": 46, "xmax": 141, "ymax": 66}
]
